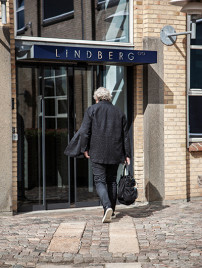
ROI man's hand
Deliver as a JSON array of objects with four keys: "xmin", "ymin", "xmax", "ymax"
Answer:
[
  {"xmin": 84, "ymin": 151, "xmax": 90, "ymax": 159},
  {"xmin": 125, "ymin": 157, "xmax": 130, "ymax": 165}
]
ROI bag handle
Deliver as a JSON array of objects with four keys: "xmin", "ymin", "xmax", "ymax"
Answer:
[{"xmin": 123, "ymin": 163, "xmax": 129, "ymax": 176}]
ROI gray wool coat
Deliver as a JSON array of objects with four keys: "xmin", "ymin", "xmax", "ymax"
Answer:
[{"xmin": 79, "ymin": 100, "xmax": 131, "ymax": 164}]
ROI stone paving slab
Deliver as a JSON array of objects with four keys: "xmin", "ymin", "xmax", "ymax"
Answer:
[
  {"xmin": 109, "ymin": 216, "xmax": 139, "ymax": 254},
  {"xmin": 47, "ymin": 222, "xmax": 86, "ymax": 253}
]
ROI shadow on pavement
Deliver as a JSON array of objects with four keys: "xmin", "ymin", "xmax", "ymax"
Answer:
[{"xmin": 114, "ymin": 203, "xmax": 170, "ymax": 220}]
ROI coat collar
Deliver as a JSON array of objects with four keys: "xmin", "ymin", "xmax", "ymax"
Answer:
[{"xmin": 98, "ymin": 100, "xmax": 112, "ymax": 105}]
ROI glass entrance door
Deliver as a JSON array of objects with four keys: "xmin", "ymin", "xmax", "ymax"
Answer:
[
  {"xmin": 17, "ymin": 64, "xmax": 127, "ymax": 211},
  {"xmin": 41, "ymin": 66, "xmax": 70, "ymax": 209}
]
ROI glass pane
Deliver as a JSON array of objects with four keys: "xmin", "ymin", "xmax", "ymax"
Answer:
[
  {"xmin": 44, "ymin": 0, "xmax": 74, "ymax": 20},
  {"xmin": 189, "ymin": 96, "xmax": 202, "ymax": 136},
  {"xmin": 104, "ymin": 65, "xmax": 127, "ymax": 114},
  {"xmin": 56, "ymin": 77, "xmax": 67, "ymax": 96},
  {"xmin": 45, "ymin": 118, "xmax": 55, "ymax": 129},
  {"xmin": 45, "ymin": 98, "xmax": 55, "ymax": 116},
  {"xmin": 17, "ymin": 66, "xmax": 43, "ymax": 210},
  {"xmin": 17, "ymin": 10, "xmax": 24, "ymax": 29},
  {"xmin": 74, "ymin": 67, "xmax": 99, "ymax": 204},
  {"xmin": 44, "ymin": 66, "xmax": 54, "ymax": 78},
  {"xmin": 57, "ymin": 118, "xmax": 67, "ymax": 129},
  {"xmin": 44, "ymin": 78, "xmax": 54, "ymax": 96},
  {"xmin": 58, "ymin": 100, "xmax": 67, "ymax": 114},
  {"xmin": 190, "ymin": 49, "xmax": 202, "ymax": 89},
  {"xmin": 45, "ymin": 120, "xmax": 69, "ymax": 204},
  {"xmin": 96, "ymin": 0, "xmax": 129, "ymax": 42},
  {"xmin": 17, "ymin": 0, "xmax": 24, "ymax": 9},
  {"xmin": 191, "ymin": 18, "xmax": 202, "ymax": 45}
]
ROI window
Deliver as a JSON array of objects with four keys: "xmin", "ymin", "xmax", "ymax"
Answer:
[
  {"xmin": 16, "ymin": 0, "xmax": 24, "ymax": 31},
  {"xmin": 191, "ymin": 19, "xmax": 202, "ymax": 46},
  {"xmin": 16, "ymin": 0, "xmax": 132, "ymax": 44},
  {"xmin": 188, "ymin": 16, "xmax": 202, "ymax": 142},
  {"xmin": 189, "ymin": 96, "xmax": 202, "ymax": 138},
  {"xmin": 96, "ymin": 0, "xmax": 129, "ymax": 42},
  {"xmin": 190, "ymin": 49, "xmax": 202, "ymax": 90},
  {"xmin": 43, "ymin": 0, "xmax": 74, "ymax": 25}
]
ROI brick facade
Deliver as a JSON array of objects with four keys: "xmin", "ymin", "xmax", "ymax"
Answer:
[
  {"xmin": 133, "ymin": 0, "xmax": 202, "ymax": 202},
  {"xmin": 3, "ymin": 0, "xmax": 202, "ymax": 212}
]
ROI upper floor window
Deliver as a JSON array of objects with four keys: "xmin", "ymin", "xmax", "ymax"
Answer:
[
  {"xmin": 15, "ymin": 0, "xmax": 131, "ymax": 44},
  {"xmin": 191, "ymin": 18, "xmax": 202, "ymax": 46},
  {"xmin": 96, "ymin": 0, "xmax": 129, "ymax": 42},
  {"xmin": 16, "ymin": 0, "xmax": 25, "ymax": 31},
  {"xmin": 43, "ymin": 0, "xmax": 74, "ymax": 25}
]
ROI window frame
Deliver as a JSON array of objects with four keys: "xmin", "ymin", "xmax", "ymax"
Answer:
[
  {"xmin": 42, "ymin": 0, "xmax": 74, "ymax": 26},
  {"xmin": 187, "ymin": 15, "xmax": 202, "ymax": 145}
]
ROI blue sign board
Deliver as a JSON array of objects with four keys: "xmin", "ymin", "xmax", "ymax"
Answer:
[{"xmin": 33, "ymin": 45, "xmax": 157, "ymax": 65}]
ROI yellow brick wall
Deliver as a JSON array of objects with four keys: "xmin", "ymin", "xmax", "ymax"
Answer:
[
  {"xmin": 133, "ymin": 1, "xmax": 145, "ymax": 201},
  {"xmin": 133, "ymin": 0, "xmax": 202, "ymax": 201}
]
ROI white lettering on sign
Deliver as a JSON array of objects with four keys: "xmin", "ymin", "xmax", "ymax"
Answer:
[
  {"xmin": 87, "ymin": 50, "xmax": 92, "ymax": 59},
  {"xmin": 56, "ymin": 49, "xmax": 60, "ymax": 58},
  {"xmin": 119, "ymin": 52, "xmax": 123, "ymax": 60},
  {"xmin": 128, "ymin": 52, "xmax": 134, "ymax": 61},
  {"xmin": 75, "ymin": 50, "xmax": 81, "ymax": 58},
  {"xmin": 98, "ymin": 51, "xmax": 102, "ymax": 59},
  {"xmin": 50, "ymin": 47, "xmax": 145, "ymax": 62},
  {"xmin": 109, "ymin": 51, "xmax": 113, "ymax": 60}
]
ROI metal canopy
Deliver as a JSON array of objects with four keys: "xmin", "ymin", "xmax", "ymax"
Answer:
[{"xmin": 16, "ymin": 44, "xmax": 157, "ymax": 66}]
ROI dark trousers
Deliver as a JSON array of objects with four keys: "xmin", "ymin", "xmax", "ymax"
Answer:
[{"xmin": 91, "ymin": 162, "xmax": 119, "ymax": 211}]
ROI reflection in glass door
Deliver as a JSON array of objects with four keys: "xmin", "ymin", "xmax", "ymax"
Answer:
[
  {"xmin": 73, "ymin": 67, "xmax": 98, "ymax": 206},
  {"xmin": 17, "ymin": 66, "xmax": 44, "ymax": 210},
  {"xmin": 41, "ymin": 66, "xmax": 69, "ymax": 208},
  {"xmin": 17, "ymin": 64, "xmax": 128, "ymax": 211}
]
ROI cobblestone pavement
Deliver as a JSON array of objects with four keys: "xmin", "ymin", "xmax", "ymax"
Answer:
[{"xmin": 0, "ymin": 201, "xmax": 201, "ymax": 268}]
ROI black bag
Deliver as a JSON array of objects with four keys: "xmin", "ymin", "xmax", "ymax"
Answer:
[{"xmin": 118, "ymin": 164, "xmax": 138, "ymax": 205}]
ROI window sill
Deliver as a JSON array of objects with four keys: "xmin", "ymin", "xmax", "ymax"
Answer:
[{"xmin": 189, "ymin": 143, "xmax": 202, "ymax": 152}]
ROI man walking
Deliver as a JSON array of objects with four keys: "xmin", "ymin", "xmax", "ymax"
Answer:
[{"xmin": 79, "ymin": 87, "xmax": 131, "ymax": 223}]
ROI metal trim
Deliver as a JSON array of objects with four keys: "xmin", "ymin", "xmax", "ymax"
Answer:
[
  {"xmin": 41, "ymin": 69, "xmax": 47, "ymax": 208},
  {"xmin": 129, "ymin": 0, "xmax": 133, "ymax": 45},
  {"xmin": 15, "ymin": 36, "xmax": 134, "ymax": 48},
  {"xmin": 190, "ymin": 45, "xmax": 202, "ymax": 49}
]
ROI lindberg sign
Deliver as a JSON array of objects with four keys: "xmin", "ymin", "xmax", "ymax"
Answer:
[{"xmin": 33, "ymin": 45, "xmax": 157, "ymax": 65}]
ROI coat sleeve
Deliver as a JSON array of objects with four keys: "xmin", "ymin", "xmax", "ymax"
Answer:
[
  {"xmin": 80, "ymin": 108, "xmax": 92, "ymax": 153},
  {"xmin": 123, "ymin": 115, "xmax": 131, "ymax": 158}
]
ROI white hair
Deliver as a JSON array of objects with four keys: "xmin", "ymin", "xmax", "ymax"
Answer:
[{"xmin": 93, "ymin": 87, "xmax": 112, "ymax": 102}]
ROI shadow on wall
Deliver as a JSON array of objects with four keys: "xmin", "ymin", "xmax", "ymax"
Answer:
[
  {"xmin": 145, "ymin": 181, "xmax": 163, "ymax": 203},
  {"xmin": 0, "ymin": 26, "xmax": 10, "ymax": 52},
  {"xmin": 143, "ymin": 63, "xmax": 174, "ymax": 109}
]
